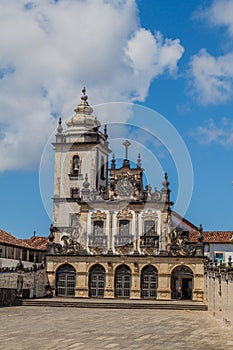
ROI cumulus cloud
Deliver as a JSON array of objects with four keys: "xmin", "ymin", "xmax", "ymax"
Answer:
[
  {"xmin": 189, "ymin": 49, "xmax": 233, "ymax": 104},
  {"xmin": 190, "ymin": 0, "xmax": 233, "ymax": 105},
  {"xmin": 195, "ymin": 118, "xmax": 233, "ymax": 146},
  {"xmin": 200, "ymin": 0, "xmax": 233, "ymax": 37},
  {"xmin": 125, "ymin": 29, "xmax": 184, "ymax": 100},
  {"xmin": 0, "ymin": 0, "xmax": 184, "ymax": 172}
]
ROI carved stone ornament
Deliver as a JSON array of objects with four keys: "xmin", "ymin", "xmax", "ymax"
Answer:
[
  {"xmin": 142, "ymin": 209, "xmax": 158, "ymax": 221},
  {"xmin": 117, "ymin": 207, "xmax": 133, "ymax": 219},
  {"xmin": 167, "ymin": 230, "xmax": 196, "ymax": 256},
  {"xmin": 54, "ymin": 235, "xmax": 87, "ymax": 255},
  {"xmin": 152, "ymin": 190, "xmax": 162, "ymax": 201},
  {"xmin": 89, "ymin": 246, "xmax": 106, "ymax": 255},
  {"xmin": 140, "ymin": 246, "xmax": 159, "ymax": 255},
  {"xmin": 115, "ymin": 178, "xmax": 134, "ymax": 198},
  {"xmin": 115, "ymin": 242, "xmax": 134, "ymax": 255},
  {"xmin": 91, "ymin": 210, "xmax": 106, "ymax": 220}
]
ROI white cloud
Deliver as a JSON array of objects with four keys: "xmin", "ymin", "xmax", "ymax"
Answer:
[
  {"xmin": 201, "ymin": 0, "xmax": 233, "ymax": 37},
  {"xmin": 125, "ymin": 29, "xmax": 184, "ymax": 100},
  {"xmin": 196, "ymin": 118, "xmax": 233, "ymax": 146},
  {"xmin": 0, "ymin": 0, "xmax": 184, "ymax": 172},
  {"xmin": 190, "ymin": 0, "xmax": 233, "ymax": 105},
  {"xmin": 189, "ymin": 49, "xmax": 233, "ymax": 104}
]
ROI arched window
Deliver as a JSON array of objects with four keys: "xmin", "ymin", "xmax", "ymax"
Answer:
[
  {"xmin": 89, "ymin": 264, "xmax": 105, "ymax": 298},
  {"xmin": 141, "ymin": 265, "xmax": 158, "ymax": 299},
  {"xmin": 100, "ymin": 156, "xmax": 105, "ymax": 180},
  {"xmin": 115, "ymin": 265, "xmax": 131, "ymax": 298},
  {"xmin": 56, "ymin": 264, "xmax": 76, "ymax": 297},
  {"xmin": 171, "ymin": 265, "xmax": 193, "ymax": 300},
  {"xmin": 71, "ymin": 188, "xmax": 80, "ymax": 199}
]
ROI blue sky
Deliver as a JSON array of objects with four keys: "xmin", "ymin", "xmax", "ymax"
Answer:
[{"xmin": 1, "ymin": 0, "xmax": 233, "ymax": 238}]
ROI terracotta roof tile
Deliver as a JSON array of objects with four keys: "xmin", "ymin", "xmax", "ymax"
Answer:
[
  {"xmin": 189, "ymin": 231, "xmax": 233, "ymax": 243},
  {"xmin": 0, "ymin": 229, "xmax": 48, "ymax": 250},
  {"xmin": 24, "ymin": 236, "xmax": 49, "ymax": 250}
]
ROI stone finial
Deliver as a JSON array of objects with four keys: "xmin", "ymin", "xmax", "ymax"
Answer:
[
  {"xmin": 57, "ymin": 117, "xmax": 63, "ymax": 134},
  {"xmin": 104, "ymin": 124, "xmax": 108, "ymax": 139},
  {"xmin": 73, "ymin": 87, "xmax": 93, "ymax": 115},
  {"xmin": 111, "ymin": 153, "xmax": 116, "ymax": 169},
  {"xmin": 137, "ymin": 153, "xmax": 141, "ymax": 168},
  {"xmin": 83, "ymin": 173, "xmax": 90, "ymax": 189},
  {"xmin": 81, "ymin": 86, "xmax": 88, "ymax": 102},
  {"xmin": 162, "ymin": 172, "xmax": 170, "ymax": 189},
  {"xmin": 198, "ymin": 224, "xmax": 204, "ymax": 243},
  {"xmin": 16, "ymin": 258, "xmax": 24, "ymax": 271},
  {"xmin": 49, "ymin": 224, "xmax": 55, "ymax": 242}
]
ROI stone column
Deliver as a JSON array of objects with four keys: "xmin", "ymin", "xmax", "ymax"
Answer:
[
  {"xmin": 105, "ymin": 210, "xmax": 110, "ymax": 253},
  {"xmin": 130, "ymin": 263, "xmax": 140, "ymax": 299},
  {"xmin": 156, "ymin": 264, "xmax": 171, "ymax": 300},
  {"xmin": 104, "ymin": 262, "xmax": 114, "ymax": 298},
  {"xmin": 138, "ymin": 211, "xmax": 142, "ymax": 254},
  {"xmin": 76, "ymin": 262, "xmax": 88, "ymax": 298},
  {"xmin": 131, "ymin": 211, "xmax": 136, "ymax": 253},
  {"xmin": 112, "ymin": 211, "xmax": 117, "ymax": 253},
  {"xmin": 86, "ymin": 211, "xmax": 92, "ymax": 253}
]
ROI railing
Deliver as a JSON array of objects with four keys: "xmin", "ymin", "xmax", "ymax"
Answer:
[
  {"xmin": 88, "ymin": 235, "xmax": 108, "ymax": 247},
  {"xmin": 140, "ymin": 235, "xmax": 159, "ymax": 247},
  {"xmin": 114, "ymin": 235, "xmax": 134, "ymax": 247}
]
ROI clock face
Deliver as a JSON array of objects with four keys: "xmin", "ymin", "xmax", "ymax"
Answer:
[{"xmin": 115, "ymin": 178, "xmax": 134, "ymax": 197}]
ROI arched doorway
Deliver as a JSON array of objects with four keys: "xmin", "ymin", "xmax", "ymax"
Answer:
[
  {"xmin": 115, "ymin": 265, "xmax": 131, "ymax": 298},
  {"xmin": 171, "ymin": 265, "xmax": 193, "ymax": 300},
  {"xmin": 56, "ymin": 264, "xmax": 76, "ymax": 297},
  {"xmin": 141, "ymin": 265, "xmax": 158, "ymax": 299},
  {"xmin": 89, "ymin": 264, "xmax": 105, "ymax": 298}
]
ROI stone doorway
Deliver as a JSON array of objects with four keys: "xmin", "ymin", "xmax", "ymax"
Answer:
[
  {"xmin": 56, "ymin": 264, "xmax": 76, "ymax": 297},
  {"xmin": 171, "ymin": 265, "xmax": 193, "ymax": 300},
  {"xmin": 141, "ymin": 265, "xmax": 158, "ymax": 299},
  {"xmin": 115, "ymin": 265, "xmax": 131, "ymax": 298},
  {"xmin": 89, "ymin": 264, "xmax": 105, "ymax": 298}
]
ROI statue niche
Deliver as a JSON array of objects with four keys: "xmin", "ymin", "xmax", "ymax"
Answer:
[{"xmin": 72, "ymin": 155, "xmax": 81, "ymax": 175}]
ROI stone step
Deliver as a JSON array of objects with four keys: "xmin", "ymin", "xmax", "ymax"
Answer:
[{"xmin": 14, "ymin": 299, "xmax": 208, "ymax": 311}]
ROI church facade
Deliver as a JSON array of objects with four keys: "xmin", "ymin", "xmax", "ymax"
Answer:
[{"xmin": 46, "ymin": 89, "xmax": 205, "ymax": 301}]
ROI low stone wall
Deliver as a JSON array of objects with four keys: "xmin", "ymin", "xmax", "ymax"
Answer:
[
  {"xmin": 0, "ymin": 264, "xmax": 49, "ymax": 300},
  {"xmin": 0, "ymin": 288, "xmax": 17, "ymax": 306},
  {"xmin": 204, "ymin": 261, "xmax": 233, "ymax": 328}
]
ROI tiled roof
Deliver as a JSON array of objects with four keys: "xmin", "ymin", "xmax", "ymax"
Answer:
[
  {"xmin": 0, "ymin": 229, "xmax": 48, "ymax": 250},
  {"xmin": 189, "ymin": 231, "xmax": 233, "ymax": 244},
  {"xmin": 23, "ymin": 236, "xmax": 49, "ymax": 250}
]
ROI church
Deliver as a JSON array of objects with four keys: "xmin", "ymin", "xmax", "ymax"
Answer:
[{"xmin": 46, "ymin": 88, "xmax": 205, "ymax": 301}]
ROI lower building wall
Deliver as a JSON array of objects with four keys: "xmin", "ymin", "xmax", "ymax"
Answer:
[
  {"xmin": 204, "ymin": 271, "xmax": 233, "ymax": 328},
  {"xmin": 0, "ymin": 268, "xmax": 48, "ymax": 299},
  {"xmin": 0, "ymin": 288, "xmax": 17, "ymax": 306},
  {"xmin": 46, "ymin": 255, "xmax": 204, "ymax": 301}
]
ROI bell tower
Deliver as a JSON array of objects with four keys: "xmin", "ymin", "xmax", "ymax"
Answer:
[{"xmin": 53, "ymin": 88, "xmax": 110, "ymax": 237}]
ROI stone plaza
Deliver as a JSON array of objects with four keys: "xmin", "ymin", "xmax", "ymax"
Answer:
[{"xmin": 0, "ymin": 305, "xmax": 232, "ymax": 350}]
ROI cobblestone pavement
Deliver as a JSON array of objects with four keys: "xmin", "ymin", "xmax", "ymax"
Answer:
[{"xmin": 0, "ymin": 306, "xmax": 232, "ymax": 350}]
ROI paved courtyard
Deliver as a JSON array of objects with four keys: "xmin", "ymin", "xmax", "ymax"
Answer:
[{"xmin": 0, "ymin": 306, "xmax": 232, "ymax": 350}]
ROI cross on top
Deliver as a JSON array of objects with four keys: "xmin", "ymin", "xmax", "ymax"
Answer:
[{"xmin": 123, "ymin": 140, "xmax": 131, "ymax": 160}]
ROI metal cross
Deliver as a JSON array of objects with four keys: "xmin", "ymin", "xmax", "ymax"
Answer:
[{"xmin": 123, "ymin": 140, "xmax": 131, "ymax": 160}]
